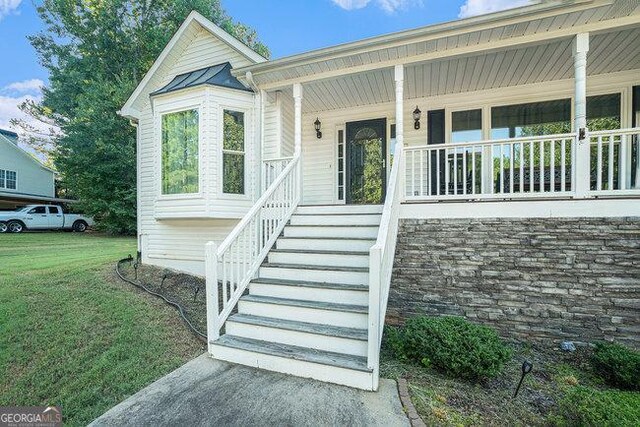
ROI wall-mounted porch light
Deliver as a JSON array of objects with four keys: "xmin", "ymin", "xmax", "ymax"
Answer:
[
  {"xmin": 412, "ymin": 106, "xmax": 422, "ymax": 130},
  {"xmin": 314, "ymin": 118, "xmax": 322, "ymax": 139}
]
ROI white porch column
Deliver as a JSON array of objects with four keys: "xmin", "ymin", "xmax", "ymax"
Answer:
[
  {"xmin": 394, "ymin": 64, "xmax": 405, "ymax": 200},
  {"xmin": 394, "ymin": 65, "xmax": 404, "ymax": 147},
  {"xmin": 573, "ymin": 33, "xmax": 590, "ymax": 198},
  {"xmin": 293, "ymin": 83, "xmax": 303, "ymax": 201}
]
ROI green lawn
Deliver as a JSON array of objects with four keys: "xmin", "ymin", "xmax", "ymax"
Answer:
[{"xmin": 0, "ymin": 233, "xmax": 203, "ymax": 425}]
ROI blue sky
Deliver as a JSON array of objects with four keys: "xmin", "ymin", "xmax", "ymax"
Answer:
[{"xmin": 0, "ymin": 0, "xmax": 529, "ymax": 131}]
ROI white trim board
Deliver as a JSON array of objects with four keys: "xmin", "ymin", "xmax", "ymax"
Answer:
[{"xmin": 400, "ymin": 199, "xmax": 640, "ymax": 219}]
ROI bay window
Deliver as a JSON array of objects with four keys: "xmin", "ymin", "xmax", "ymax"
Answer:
[
  {"xmin": 222, "ymin": 110, "xmax": 245, "ymax": 195},
  {"xmin": 161, "ymin": 109, "xmax": 199, "ymax": 195}
]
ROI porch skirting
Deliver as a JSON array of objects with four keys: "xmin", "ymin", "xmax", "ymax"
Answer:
[{"xmin": 388, "ymin": 217, "xmax": 640, "ymax": 349}]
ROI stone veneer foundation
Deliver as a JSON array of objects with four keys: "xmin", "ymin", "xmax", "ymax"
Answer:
[{"xmin": 388, "ymin": 217, "xmax": 640, "ymax": 348}]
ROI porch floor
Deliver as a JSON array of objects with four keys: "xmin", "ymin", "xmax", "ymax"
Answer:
[{"xmin": 90, "ymin": 354, "xmax": 409, "ymax": 427}]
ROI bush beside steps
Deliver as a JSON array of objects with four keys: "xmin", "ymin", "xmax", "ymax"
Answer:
[
  {"xmin": 385, "ymin": 315, "xmax": 512, "ymax": 381},
  {"xmin": 591, "ymin": 341, "xmax": 640, "ymax": 391}
]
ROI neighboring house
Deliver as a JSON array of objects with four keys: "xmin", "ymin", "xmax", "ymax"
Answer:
[
  {"xmin": 0, "ymin": 129, "xmax": 70, "ymax": 210},
  {"xmin": 121, "ymin": 1, "xmax": 640, "ymax": 391}
]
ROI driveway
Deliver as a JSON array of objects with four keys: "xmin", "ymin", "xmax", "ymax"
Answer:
[{"xmin": 91, "ymin": 354, "xmax": 409, "ymax": 427}]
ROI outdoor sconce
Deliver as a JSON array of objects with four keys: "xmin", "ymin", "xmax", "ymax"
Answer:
[
  {"xmin": 412, "ymin": 106, "xmax": 421, "ymax": 130},
  {"xmin": 314, "ymin": 118, "xmax": 322, "ymax": 139}
]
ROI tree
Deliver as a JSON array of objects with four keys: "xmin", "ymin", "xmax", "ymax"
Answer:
[{"xmin": 20, "ymin": 0, "xmax": 268, "ymax": 234}]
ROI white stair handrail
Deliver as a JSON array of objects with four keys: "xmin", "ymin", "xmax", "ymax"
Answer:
[
  {"xmin": 367, "ymin": 142, "xmax": 404, "ymax": 390},
  {"xmin": 205, "ymin": 154, "xmax": 301, "ymax": 349}
]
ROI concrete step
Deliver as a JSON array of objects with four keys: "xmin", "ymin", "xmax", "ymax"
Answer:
[
  {"xmin": 238, "ymin": 294, "xmax": 368, "ymax": 328},
  {"xmin": 226, "ymin": 314, "xmax": 368, "ymax": 356},
  {"xmin": 283, "ymin": 225, "xmax": 379, "ymax": 239},
  {"xmin": 268, "ymin": 249, "xmax": 370, "ymax": 269},
  {"xmin": 210, "ymin": 335, "xmax": 374, "ymax": 390},
  {"xmin": 296, "ymin": 205, "xmax": 382, "ymax": 215},
  {"xmin": 275, "ymin": 237, "xmax": 376, "ymax": 252},
  {"xmin": 259, "ymin": 263, "xmax": 368, "ymax": 285},
  {"xmin": 289, "ymin": 214, "xmax": 381, "ymax": 226},
  {"xmin": 250, "ymin": 277, "xmax": 368, "ymax": 305}
]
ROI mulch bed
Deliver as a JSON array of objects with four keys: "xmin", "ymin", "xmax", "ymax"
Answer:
[{"xmin": 118, "ymin": 261, "xmax": 207, "ymax": 337}]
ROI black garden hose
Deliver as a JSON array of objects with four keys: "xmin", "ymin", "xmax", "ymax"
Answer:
[{"xmin": 116, "ymin": 256, "xmax": 207, "ymax": 343}]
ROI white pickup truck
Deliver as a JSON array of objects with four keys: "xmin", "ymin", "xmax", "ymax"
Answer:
[{"xmin": 0, "ymin": 204, "xmax": 94, "ymax": 233}]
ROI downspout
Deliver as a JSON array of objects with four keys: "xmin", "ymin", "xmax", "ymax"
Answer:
[{"xmin": 129, "ymin": 118, "xmax": 144, "ymax": 260}]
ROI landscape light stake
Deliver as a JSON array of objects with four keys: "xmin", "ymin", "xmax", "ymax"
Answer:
[{"xmin": 513, "ymin": 361, "xmax": 533, "ymax": 398}]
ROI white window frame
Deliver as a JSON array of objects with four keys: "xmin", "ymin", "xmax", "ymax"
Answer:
[
  {"xmin": 154, "ymin": 100, "xmax": 204, "ymax": 201},
  {"xmin": 0, "ymin": 169, "xmax": 17, "ymax": 190},
  {"xmin": 335, "ymin": 125, "xmax": 346, "ymax": 204},
  {"xmin": 6, "ymin": 170, "xmax": 16, "ymax": 190},
  {"xmin": 218, "ymin": 105, "xmax": 250, "ymax": 200}
]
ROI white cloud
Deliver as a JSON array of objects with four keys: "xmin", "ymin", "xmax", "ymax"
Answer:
[
  {"xmin": 0, "ymin": 0, "xmax": 22, "ymax": 20},
  {"xmin": 332, "ymin": 0, "xmax": 371, "ymax": 11},
  {"xmin": 459, "ymin": 0, "xmax": 534, "ymax": 18},
  {"xmin": 332, "ymin": 0, "xmax": 421, "ymax": 13},
  {"xmin": 4, "ymin": 79, "xmax": 44, "ymax": 94},
  {"xmin": 0, "ymin": 93, "xmax": 41, "ymax": 131}
]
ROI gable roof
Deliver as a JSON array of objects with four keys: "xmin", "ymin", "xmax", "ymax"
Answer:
[
  {"xmin": 0, "ymin": 129, "xmax": 56, "ymax": 174},
  {"xmin": 120, "ymin": 11, "xmax": 266, "ymax": 119},
  {"xmin": 151, "ymin": 62, "xmax": 251, "ymax": 96}
]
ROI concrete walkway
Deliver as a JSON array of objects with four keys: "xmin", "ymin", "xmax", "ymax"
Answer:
[{"xmin": 91, "ymin": 354, "xmax": 409, "ymax": 427}]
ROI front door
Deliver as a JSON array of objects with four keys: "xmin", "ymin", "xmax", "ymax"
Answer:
[{"xmin": 345, "ymin": 118, "xmax": 386, "ymax": 204}]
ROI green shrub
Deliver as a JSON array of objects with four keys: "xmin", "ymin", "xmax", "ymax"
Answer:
[
  {"xmin": 389, "ymin": 315, "xmax": 512, "ymax": 380},
  {"xmin": 551, "ymin": 386, "xmax": 640, "ymax": 426},
  {"xmin": 591, "ymin": 342, "xmax": 640, "ymax": 391},
  {"xmin": 383, "ymin": 325, "xmax": 407, "ymax": 360}
]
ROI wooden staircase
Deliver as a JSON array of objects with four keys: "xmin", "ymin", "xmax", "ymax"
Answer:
[{"xmin": 210, "ymin": 205, "xmax": 382, "ymax": 389}]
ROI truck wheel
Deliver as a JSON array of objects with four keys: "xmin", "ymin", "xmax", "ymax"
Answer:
[
  {"xmin": 73, "ymin": 221, "xmax": 88, "ymax": 232},
  {"xmin": 0, "ymin": 222, "xmax": 7, "ymax": 233},
  {"xmin": 8, "ymin": 221, "xmax": 24, "ymax": 233}
]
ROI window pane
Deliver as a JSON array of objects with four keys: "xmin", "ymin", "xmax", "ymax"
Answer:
[
  {"xmin": 30, "ymin": 206, "xmax": 46, "ymax": 214},
  {"xmin": 48, "ymin": 207, "xmax": 59, "ymax": 214},
  {"xmin": 6, "ymin": 170, "xmax": 16, "ymax": 190},
  {"xmin": 161, "ymin": 109, "xmax": 199, "ymax": 195},
  {"xmin": 587, "ymin": 93, "xmax": 620, "ymax": 131},
  {"xmin": 452, "ymin": 109, "xmax": 482, "ymax": 143},
  {"xmin": 223, "ymin": 153, "xmax": 244, "ymax": 194},
  {"xmin": 223, "ymin": 110, "xmax": 244, "ymax": 151},
  {"xmin": 0, "ymin": 170, "xmax": 4, "ymax": 188},
  {"xmin": 491, "ymin": 99, "xmax": 571, "ymax": 139}
]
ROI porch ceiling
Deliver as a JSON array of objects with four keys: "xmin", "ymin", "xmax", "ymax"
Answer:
[
  {"xmin": 243, "ymin": 0, "xmax": 640, "ymax": 92},
  {"xmin": 293, "ymin": 26, "xmax": 640, "ymax": 114}
]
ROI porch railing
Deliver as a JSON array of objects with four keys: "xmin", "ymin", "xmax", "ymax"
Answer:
[
  {"xmin": 367, "ymin": 141, "xmax": 404, "ymax": 391},
  {"xmin": 404, "ymin": 128, "xmax": 640, "ymax": 201},
  {"xmin": 588, "ymin": 128, "xmax": 640, "ymax": 196},
  {"xmin": 205, "ymin": 154, "xmax": 301, "ymax": 346},
  {"xmin": 262, "ymin": 156, "xmax": 293, "ymax": 191}
]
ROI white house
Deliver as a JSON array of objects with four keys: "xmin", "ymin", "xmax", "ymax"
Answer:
[
  {"xmin": 0, "ymin": 129, "xmax": 65, "ymax": 209},
  {"xmin": 121, "ymin": 0, "xmax": 640, "ymax": 391}
]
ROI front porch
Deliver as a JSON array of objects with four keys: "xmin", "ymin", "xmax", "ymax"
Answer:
[{"xmin": 257, "ymin": 26, "xmax": 640, "ymax": 207}]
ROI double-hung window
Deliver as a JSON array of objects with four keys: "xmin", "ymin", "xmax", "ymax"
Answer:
[
  {"xmin": 0, "ymin": 169, "xmax": 16, "ymax": 189},
  {"xmin": 222, "ymin": 110, "xmax": 245, "ymax": 195},
  {"xmin": 161, "ymin": 109, "xmax": 199, "ymax": 195}
]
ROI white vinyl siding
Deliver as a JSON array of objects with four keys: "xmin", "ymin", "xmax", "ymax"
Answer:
[{"xmin": 136, "ymin": 23, "xmax": 257, "ymax": 275}]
